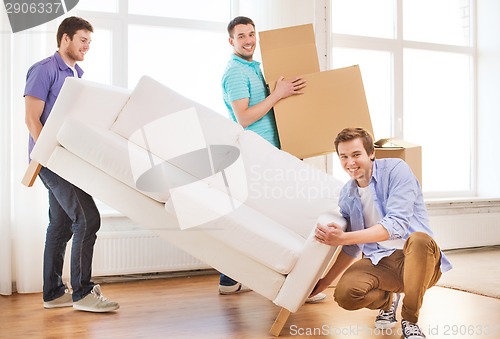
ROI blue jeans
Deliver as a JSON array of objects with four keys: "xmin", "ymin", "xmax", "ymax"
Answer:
[
  {"xmin": 219, "ymin": 273, "xmax": 238, "ymax": 286},
  {"xmin": 38, "ymin": 167, "xmax": 100, "ymax": 302}
]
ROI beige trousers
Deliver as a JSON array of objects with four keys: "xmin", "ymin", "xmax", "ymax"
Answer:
[{"xmin": 334, "ymin": 232, "xmax": 442, "ymax": 323}]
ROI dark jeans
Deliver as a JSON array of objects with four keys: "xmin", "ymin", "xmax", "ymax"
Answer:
[
  {"xmin": 38, "ymin": 167, "xmax": 100, "ymax": 302},
  {"xmin": 219, "ymin": 274, "xmax": 238, "ymax": 286}
]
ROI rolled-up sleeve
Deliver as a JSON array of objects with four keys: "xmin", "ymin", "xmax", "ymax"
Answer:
[
  {"xmin": 342, "ymin": 244, "xmax": 361, "ymax": 258},
  {"xmin": 378, "ymin": 161, "xmax": 420, "ymax": 240}
]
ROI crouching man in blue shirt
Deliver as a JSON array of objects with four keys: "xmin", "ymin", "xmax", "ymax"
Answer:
[{"xmin": 310, "ymin": 127, "xmax": 452, "ymax": 339}]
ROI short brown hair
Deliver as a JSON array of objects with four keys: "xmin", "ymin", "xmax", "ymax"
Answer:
[
  {"xmin": 57, "ymin": 16, "xmax": 93, "ymax": 48},
  {"xmin": 334, "ymin": 127, "xmax": 375, "ymax": 157},
  {"xmin": 227, "ymin": 16, "xmax": 255, "ymax": 38}
]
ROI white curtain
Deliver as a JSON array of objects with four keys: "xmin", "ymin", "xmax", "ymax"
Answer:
[
  {"xmin": 0, "ymin": 10, "xmax": 13, "ymax": 295},
  {"xmin": 0, "ymin": 7, "xmax": 14, "ymax": 296},
  {"xmin": 1, "ymin": 10, "xmax": 56, "ymax": 295}
]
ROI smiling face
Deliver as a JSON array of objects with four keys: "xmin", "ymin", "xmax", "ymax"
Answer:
[
  {"xmin": 229, "ymin": 23, "xmax": 256, "ymax": 61},
  {"xmin": 59, "ymin": 29, "xmax": 92, "ymax": 66},
  {"xmin": 337, "ymin": 137, "xmax": 375, "ymax": 188}
]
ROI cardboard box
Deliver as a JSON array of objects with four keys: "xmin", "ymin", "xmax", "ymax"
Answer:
[
  {"xmin": 259, "ymin": 24, "xmax": 320, "ymax": 84},
  {"xmin": 270, "ymin": 65, "xmax": 374, "ymax": 159},
  {"xmin": 259, "ymin": 24, "xmax": 422, "ymax": 185},
  {"xmin": 374, "ymin": 139, "xmax": 422, "ymax": 185},
  {"xmin": 259, "ymin": 24, "xmax": 374, "ymax": 159}
]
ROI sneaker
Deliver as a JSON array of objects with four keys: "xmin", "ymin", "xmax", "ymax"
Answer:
[
  {"xmin": 402, "ymin": 319, "xmax": 426, "ymax": 339},
  {"xmin": 43, "ymin": 288, "xmax": 73, "ymax": 309},
  {"xmin": 375, "ymin": 293, "xmax": 401, "ymax": 329},
  {"xmin": 73, "ymin": 285, "xmax": 119, "ymax": 313},
  {"xmin": 218, "ymin": 282, "xmax": 251, "ymax": 295},
  {"xmin": 305, "ymin": 292, "xmax": 327, "ymax": 303}
]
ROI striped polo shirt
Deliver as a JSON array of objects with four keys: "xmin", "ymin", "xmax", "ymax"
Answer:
[{"xmin": 222, "ymin": 54, "xmax": 280, "ymax": 148}]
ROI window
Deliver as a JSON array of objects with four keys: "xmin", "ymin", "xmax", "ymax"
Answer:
[
  {"xmin": 128, "ymin": 0, "xmax": 229, "ymax": 22},
  {"xmin": 76, "ymin": 0, "xmax": 231, "ymax": 113},
  {"xmin": 79, "ymin": 28, "xmax": 113, "ymax": 85},
  {"xmin": 73, "ymin": 0, "xmax": 118, "ymax": 13},
  {"xmin": 75, "ymin": 1, "xmax": 475, "ymax": 197},
  {"xmin": 127, "ymin": 25, "xmax": 228, "ymax": 112},
  {"xmin": 329, "ymin": 0, "xmax": 474, "ymax": 197}
]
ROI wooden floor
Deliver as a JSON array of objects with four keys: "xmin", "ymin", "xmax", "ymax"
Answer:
[{"xmin": 2, "ymin": 272, "xmax": 500, "ymax": 339}]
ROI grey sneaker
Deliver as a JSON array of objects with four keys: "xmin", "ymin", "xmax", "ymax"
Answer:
[
  {"xmin": 73, "ymin": 285, "xmax": 119, "ymax": 313},
  {"xmin": 375, "ymin": 293, "xmax": 401, "ymax": 329},
  {"xmin": 402, "ymin": 319, "xmax": 426, "ymax": 339},
  {"xmin": 305, "ymin": 292, "xmax": 327, "ymax": 303},
  {"xmin": 218, "ymin": 282, "xmax": 251, "ymax": 295},
  {"xmin": 43, "ymin": 288, "xmax": 73, "ymax": 309}
]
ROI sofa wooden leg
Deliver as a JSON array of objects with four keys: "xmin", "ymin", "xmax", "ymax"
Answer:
[
  {"xmin": 269, "ymin": 308, "xmax": 291, "ymax": 337},
  {"xmin": 21, "ymin": 160, "xmax": 41, "ymax": 187}
]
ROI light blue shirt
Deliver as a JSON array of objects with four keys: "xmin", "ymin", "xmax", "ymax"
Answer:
[
  {"xmin": 221, "ymin": 54, "xmax": 280, "ymax": 148},
  {"xmin": 339, "ymin": 158, "xmax": 452, "ymax": 273}
]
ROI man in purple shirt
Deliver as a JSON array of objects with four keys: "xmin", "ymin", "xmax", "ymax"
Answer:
[
  {"xmin": 24, "ymin": 16, "xmax": 119, "ymax": 312},
  {"xmin": 310, "ymin": 127, "xmax": 451, "ymax": 339}
]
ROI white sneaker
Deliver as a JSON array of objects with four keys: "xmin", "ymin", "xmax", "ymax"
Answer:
[
  {"xmin": 402, "ymin": 319, "xmax": 426, "ymax": 339},
  {"xmin": 218, "ymin": 283, "xmax": 251, "ymax": 295},
  {"xmin": 44, "ymin": 288, "xmax": 73, "ymax": 309},
  {"xmin": 306, "ymin": 292, "xmax": 327, "ymax": 303},
  {"xmin": 73, "ymin": 285, "xmax": 119, "ymax": 313},
  {"xmin": 375, "ymin": 293, "xmax": 401, "ymax": 329}
]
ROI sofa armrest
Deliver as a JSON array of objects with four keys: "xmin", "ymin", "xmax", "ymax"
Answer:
[
  {"xmin": 30, "ymin": 77, "xmax": 131, "ymax": 167},
  {"xmin": 273, "ymin": 212, "xmax": 347, "ymax": 312}
]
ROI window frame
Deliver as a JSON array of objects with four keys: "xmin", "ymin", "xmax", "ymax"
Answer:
[{"xmin": 324, "ymin": 0, "xmax": 477, "ymax": 198}]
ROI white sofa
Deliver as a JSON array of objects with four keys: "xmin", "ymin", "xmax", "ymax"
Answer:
[{"xmin": 29, "ymin": 76, "xmax": 346, "ymax": 335}]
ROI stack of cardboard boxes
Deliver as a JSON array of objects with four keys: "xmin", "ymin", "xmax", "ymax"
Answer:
[{"xmin": 259, "ymin": 24, "xmax": 422, "ymax": 185}]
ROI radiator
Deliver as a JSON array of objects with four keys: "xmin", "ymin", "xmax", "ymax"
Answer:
[
  {"xmin": 428, "ymin": 199, "xmax": 500, "ymax": 250},
  {"xmin": 91, "ymin": 217, "xmax": 210, "ymax": 277}
]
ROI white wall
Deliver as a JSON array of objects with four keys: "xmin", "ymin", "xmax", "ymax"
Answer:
[
  {"xmin": 476, "ymin": 0, "xmax": 500, "ymax": 197},
  {"xmin": 237, "ymin": 0, "xmax": 317, "ymax": 30}
]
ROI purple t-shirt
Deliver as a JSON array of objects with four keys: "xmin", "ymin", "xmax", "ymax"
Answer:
[{"xmin": 24, "ymin": 51, "xmax": 83, "ymax": 157}]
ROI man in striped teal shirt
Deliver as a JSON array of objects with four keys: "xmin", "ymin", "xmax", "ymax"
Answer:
[
  {"xmin": 222, "ymin": 16, "xmax": 306, "ymax": 148},
  {"xmin": 220, "ymin": 17, "xmax": 328, "ymax": 304}
]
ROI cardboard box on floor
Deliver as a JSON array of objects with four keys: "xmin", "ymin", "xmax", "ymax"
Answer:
[
  {"xmin": 374, "ymin": 139, "xmax": 422, "ymax": 185},
  {"xmin": 259, "ymin": 24, "xmax": 422, "ymax": 185}
]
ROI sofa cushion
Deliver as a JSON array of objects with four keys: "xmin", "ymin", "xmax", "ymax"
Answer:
[
  {"xmin": 111, "ymin": 76, "xmax": 244, "ymax": 161},
  {"xmin": 57, "ymin": 117, "xmax": 181, "ymax": 203},
  {"xmin": 164, "ymin": 186, "xmax": 304, "ymax": 274},
  {"xmin": 202, "ymin": 206, "xmax": 304, "ymax": 275}
]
